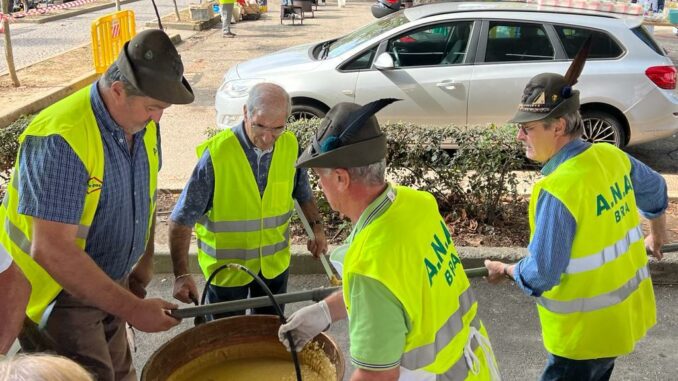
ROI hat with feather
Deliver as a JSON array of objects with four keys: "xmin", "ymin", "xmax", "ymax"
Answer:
[
  {"xmin": 296, "ymin": 98, "xmax": 399, "ymax": 168},
  {"xmin": 509, "ymin": 36, "xmax": 592, "ymax": 124}
]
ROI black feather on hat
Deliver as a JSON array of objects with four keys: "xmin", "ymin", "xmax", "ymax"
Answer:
[
  {"xmin": 297, "ymin": 98, "xmax": 399, "ymax": 169},
  {"xmin": 509, "ymin": 36, "xmax": 592, "ymax": 124}
]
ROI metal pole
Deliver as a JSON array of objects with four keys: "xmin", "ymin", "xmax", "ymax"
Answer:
[
  {"xmin": 169, "ymin": 266, "xmax": 493, "ymax": 319},
  {"xmin": 170, "ymin": 286, "xmax": 341, "ymax": 319}
]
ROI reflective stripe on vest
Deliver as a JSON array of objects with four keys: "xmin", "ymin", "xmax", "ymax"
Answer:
[
  {"xmin": 197, "ymin": 210, "xmax": 293, "ymax": 234},
  {"xmin": 344, "ymin": 186, "xmax": 496, "ymax": 377},
  {"xmin": 401, "ymin": 287, "xmax": 478, "ymax": 369},
  {"xmin": 0, "ymin": 84, "xmax": 158, "ymax": 323},
  {"xmin": 194, "ymin": 128, "xmax": 297, "ymax": 286},
  {"xmin": 565, "ymin": 225, "xmax": 643, "ymax": 274},
  {"xmin": 197, "ymin": 229, "xmax": 290, "ymax": 260},
  {"xmin": 529, "ymin": 143, "xmax": 656, "ymax": 359},
  {"xmin": 538, "ymin": 265, "xmax": 650, "ymax": 314}
]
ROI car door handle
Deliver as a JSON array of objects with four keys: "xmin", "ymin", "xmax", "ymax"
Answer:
[
  {"xmin": 342, "ymin": 90, "xmax": 354, "ymax": 96},
  {"xmin": 436, "ymin": 80, "xmax": 460, "ymax": 90}
]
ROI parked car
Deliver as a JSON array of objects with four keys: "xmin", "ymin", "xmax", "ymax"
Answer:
[{"xmin": 215, "ymin": 1, "xmax": 678, "ymax": 147}]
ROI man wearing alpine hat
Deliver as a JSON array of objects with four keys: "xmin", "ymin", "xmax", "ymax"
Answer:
[
  {"xmin": 2, "ymin": 29, "xmax": 194, "ymax": 380},
  {"xmin": 484, "ymin": 38, "xmax": 668, "ymax": 380},
  {"xmin": 278, "ymin": 99, "xmax": 500, "ymax": 380}
]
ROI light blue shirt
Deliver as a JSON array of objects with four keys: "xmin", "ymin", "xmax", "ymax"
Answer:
[{"xmin": 514, "ymin": 140, "xmax": 668, "ymax": 297}]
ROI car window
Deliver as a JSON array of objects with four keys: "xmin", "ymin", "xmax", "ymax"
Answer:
[
  {"xmin": 326, "ymin": 12, "xmax": 409, "ymax": 59},
  {"xmin": 631, "ymin": 26, "xmax": 664, "ymax": 56},
  {"xmin": 341, "ymin": 46, "xmax": 378, "ymax": 71},
  {"xmin": 386, "ymin": 21, "xmax": 473, "ymax": 68},
  {"xmin": 554, "ymin": 26, "xmax": 623, "ymax": 59},
  {"xmin": 484, "ymin": 21, "xmax": 554, "ymax": 62}
]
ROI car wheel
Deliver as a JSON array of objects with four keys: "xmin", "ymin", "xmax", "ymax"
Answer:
[
  {"xmin": 580, "ymin": 110, "xmax": 626, "ymax": 148},
  {"xmin": 291, "ymin": 104, "xmax": 325, "ymax": 121}
]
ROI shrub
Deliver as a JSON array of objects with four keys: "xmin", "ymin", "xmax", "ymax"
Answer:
[
  {"xmin": 0, "ymin": 115, "xmax": 34, "ymax": 197},
  {"xmin": 285, "ymin": 119, "xmax": 526, "ymax": 225}
]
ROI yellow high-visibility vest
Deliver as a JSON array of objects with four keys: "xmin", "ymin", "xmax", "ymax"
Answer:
[
  {"xmin": 194, "ymin": 129, "xmax": 297, "ymax": 286},
  {"xmin": 0, "ymin": 85, "xmax": 158, "ymax": 323},
  {"xmin": 344, "ymin": 186, "xmax": 495, "ymax": 379},
  {"xmin": 529, "ymin": 143, "xmax": 655, "ymax": 360}
]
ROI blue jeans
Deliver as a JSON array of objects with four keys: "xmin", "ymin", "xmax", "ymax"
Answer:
[
  {"xmin": 540, "ymin": 353, "xmax": 616, "ymax": 381},
  {"xmin": 206, "ymin": 269, "xmax": 289, "ymax": 320}
]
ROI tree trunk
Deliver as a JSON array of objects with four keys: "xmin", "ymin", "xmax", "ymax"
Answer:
[
  {"xmin": 172, "ymin": 0, "xmax": 181, "ymax": 21},
  {"xmin": 2, "ymin": 0, "xmax": 21, "ymax": 87}
]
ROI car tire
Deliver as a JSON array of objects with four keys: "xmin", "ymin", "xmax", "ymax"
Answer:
[
  {"xmin": 580, "ymin": 110, "xmax": 626, "ymax": 148},
  {"xmin": 291, "ymin": 104, "xmax": 325, "ymax": 121}
]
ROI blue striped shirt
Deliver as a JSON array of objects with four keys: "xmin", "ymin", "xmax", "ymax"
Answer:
[
  {"xmin": 17, "ymin": 82, "xmax": 158, "ymax": 280},
  {"xmin": 171, "ymin": 122, "xmax": 312, "ymax": 226},
  {"xmin": 514, "ymin": 139, "xmax": 668, "ymax": 296}
]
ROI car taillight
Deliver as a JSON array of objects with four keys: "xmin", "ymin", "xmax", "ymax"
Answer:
[{"xmin": 645, "ymin": 66, "xmax": 677, "ymax": 90}]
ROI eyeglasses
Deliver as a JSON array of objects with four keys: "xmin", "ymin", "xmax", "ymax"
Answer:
[
  {"xmin": 251, "ymin": 122, "xmax": 286, "ymax": 136},
  {"xmin": 518, "ymin": 123, "xmax": 539, "ymax": 135}
]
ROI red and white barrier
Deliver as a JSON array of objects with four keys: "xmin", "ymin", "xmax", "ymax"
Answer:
[{"xmin": 0, "ymin": 0, "xmax": 100, "ymax": 23}]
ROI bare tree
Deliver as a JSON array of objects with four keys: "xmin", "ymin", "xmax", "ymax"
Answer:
[{"xmin": 2, "ymin": 0, "xmax": 20, "ymax": 87}]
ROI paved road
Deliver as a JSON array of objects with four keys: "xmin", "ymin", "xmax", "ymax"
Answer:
[
  {"xmin": 134, "ymin": 274, "xmax": 678, "ymax": 381},
  {"xmin": 0, "ymin": 0, "xmax": 177, "ymax": 72}
]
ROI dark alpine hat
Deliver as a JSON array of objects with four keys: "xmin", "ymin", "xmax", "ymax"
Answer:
[
  {"xmin": 509, "ymin": 37, "xmax": 592, "ymax": 124},
  {"xmin": 296, "ymin": 98, "xmax": 399, "ymax": 169},
  {"xmin": 115, "ymin": 29, "xmax": 194, "ymax": 105}
]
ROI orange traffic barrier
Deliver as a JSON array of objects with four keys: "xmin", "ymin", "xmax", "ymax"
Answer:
[{"xmin": 91, "ymin": 10, "xmax": 136, "ymax": 74}]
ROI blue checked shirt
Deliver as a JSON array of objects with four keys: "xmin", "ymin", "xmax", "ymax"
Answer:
[
  {"xmin": 171, "ymin": 122, "xmax": 312, "ymax": 227},
  {"xmin": 17, "ymin": 82, "xmax": 160, "ymax": 280},
  {"xmin": 514, "ymin": 139, "xmax": 668, "ymax": 296}
]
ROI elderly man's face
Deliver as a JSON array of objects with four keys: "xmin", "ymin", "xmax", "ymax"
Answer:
[
  {"xmin": 243, "ymin": 108, "xmax": 287, "ymax": 151},
  {"xmin": 516, "ymin": 119, "xmax": 562, "ymax": 163}
]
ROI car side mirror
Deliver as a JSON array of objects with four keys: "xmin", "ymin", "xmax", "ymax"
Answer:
[{"xmin": 374, "ymin": 52, "xmax": 395, "ymax": 70}]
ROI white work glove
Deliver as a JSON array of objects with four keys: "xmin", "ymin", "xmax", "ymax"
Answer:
[{"xmin": 278, "ymin": 300, "xmax": 332, "ymax": 351}]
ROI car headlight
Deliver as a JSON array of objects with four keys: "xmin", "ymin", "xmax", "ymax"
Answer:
[{"xmin": 218, "ymin": 78, "xmax": 265, "ymax": 98}]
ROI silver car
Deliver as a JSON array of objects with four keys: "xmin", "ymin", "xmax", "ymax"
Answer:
[{"xmin": 215, "ymin": 1, "xmax": 678, "ymax": 147}]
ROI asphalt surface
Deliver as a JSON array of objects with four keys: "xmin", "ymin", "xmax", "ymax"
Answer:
[
  {"xmin": 0, "ymin": 0, "xmax": 178, "ymax": 72},
  {"xmin": 133, "ymin": 274, "xmax": 678, "ymax": 381}
]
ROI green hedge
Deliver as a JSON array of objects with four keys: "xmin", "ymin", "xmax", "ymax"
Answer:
[
  {"xmin": 283, "ymin": 119, "xmax": 525, "ymax": 225},
  {"xmin": 0, "ymin": 115, "xmax": 34, "ymax": 197}
]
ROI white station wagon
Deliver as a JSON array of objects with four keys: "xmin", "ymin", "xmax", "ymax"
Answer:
[{"xmin": 215, "ymin": 1, "xmax": 678, "ymax": 147}]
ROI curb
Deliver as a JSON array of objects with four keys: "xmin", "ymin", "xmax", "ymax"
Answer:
[
  {"xmin": 145, "ymin": 12, "xmax": 221, "ymax": 31},
  {"xmin": 0, "ymin": 33, "xmax": 183, "ymax": 129},
  {"xmin": 152, "ymin": 244, "xmax": 678, "ymax": 285},
  {"xmin": 0, "ymin": 71, "xmax": 100, "ymax": 129},
  {"xmin": 11, "ymin": 0, "xmax": 141, "ymax": 24}
]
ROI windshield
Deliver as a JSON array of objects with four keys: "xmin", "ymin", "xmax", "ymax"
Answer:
[{"xmin": 325, "ymin": 12, "xmax": 409, "ymax": 59}]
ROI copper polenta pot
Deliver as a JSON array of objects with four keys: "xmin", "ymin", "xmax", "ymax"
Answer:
[{"xmin": 141, "ymin": 315, "xmax": 344, "ymax": 381}]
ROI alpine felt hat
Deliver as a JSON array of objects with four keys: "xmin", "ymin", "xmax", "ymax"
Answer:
[
  {"xmin": 115, "ymin": 29, "xmax": 194, "ymax": 105},
  {"xmin": 509, "ymin": 36, "xmax": 592, "ymax": 124},
  {"xmin": 296, "ymin": 99, "xmax": 399, "ymax": 169}
]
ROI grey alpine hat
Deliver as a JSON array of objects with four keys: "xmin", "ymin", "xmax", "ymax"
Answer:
[
  {"xmin": 509, "ymin": 36, "xmax": 592, "ymax": 124},
  {"xmin": 296, "ymin": 98, "xmax": 399, "ymax": 169},
  {"xmin": 115, "ymin": 29, "xmax": 194, "ymax": 105}
]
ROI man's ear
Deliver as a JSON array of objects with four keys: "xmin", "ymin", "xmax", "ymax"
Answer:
[
  {"xmin": 110, "ymin": 81, "xmax": 126, "ymax": 103},
  {"xmin": 335, "ymin": 168, "xmax": 351, "ymax": 192},
  {"xmin": 553, "ymin": 117, "xmax": 567, "ymax": 137}
]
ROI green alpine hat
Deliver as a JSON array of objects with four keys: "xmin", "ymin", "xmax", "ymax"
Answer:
[
  {"xmin": 296, "ymin": 98, "xmax": 399, "ymax": 169},
  {"xmin": 115, "ymin": 29, "xmax": 194, "ymax": 105},
  {"xmin": 509, "ymin": 36, "xmax": 592, "ymax": 124}
]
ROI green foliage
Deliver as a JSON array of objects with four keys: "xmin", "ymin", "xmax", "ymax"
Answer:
[
  {"xmin": 286, "ymin": 119, "xmax": 526, "ymax": 225},
  {"xmin": 0, "ymin": 115, "xmax": 34, "ymax": 196}
]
